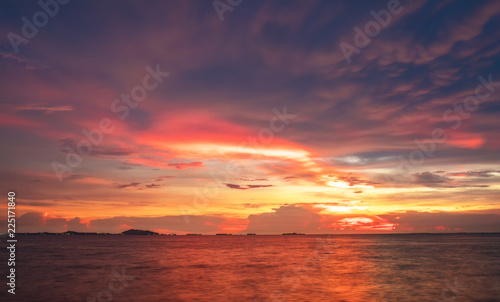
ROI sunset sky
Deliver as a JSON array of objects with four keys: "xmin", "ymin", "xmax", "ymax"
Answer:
[{"xmin": 1, "ymin": 0, "xmax": 500, "ymax": 234}]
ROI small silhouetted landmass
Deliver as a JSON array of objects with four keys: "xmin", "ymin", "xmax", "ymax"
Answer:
[
  {"xmin": 18, "ymin": 231, "xmax": 111, "ymax": 235},
  {"xmin": 121, "ymin": 229, "xmax": 159, "ymax": 235},
  {"xmin": 17, "ymin": 229, "xmax": 160, "ymax": 236}
]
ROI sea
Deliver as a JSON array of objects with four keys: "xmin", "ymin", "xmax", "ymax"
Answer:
[{"xmin": 2, "ymin": 233, "xmax": 500, "ymax": 301}]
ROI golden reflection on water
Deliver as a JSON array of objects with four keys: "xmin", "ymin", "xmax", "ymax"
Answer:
[{"xmin": 14, "ymin": 234, "xmax": 500, "ymax": 302}]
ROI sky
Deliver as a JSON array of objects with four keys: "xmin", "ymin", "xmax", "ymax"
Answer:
[{"xmin": 1, "ymin": 0, "xmax": 500, "ymax": 234}]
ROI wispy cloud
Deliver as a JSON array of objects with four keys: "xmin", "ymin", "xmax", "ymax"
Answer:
[
  {"xmin": 225, "ymin": 183, "xmax": 273, "ymax": 190},
  {"xmin": 168, "ymin": 162, "xmax": 204, "ymax": 169}
]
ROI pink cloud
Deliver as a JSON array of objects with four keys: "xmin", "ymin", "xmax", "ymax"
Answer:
[{"xmin": 168, "ymin": 161, "xmax": 204, "ymax": 170}]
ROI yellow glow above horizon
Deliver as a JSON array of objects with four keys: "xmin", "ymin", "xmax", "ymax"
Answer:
[
  {"xmin": 315, "ymin": 204, "xmax": 368, "ymax": 212},
  {"xmin": 323, "ymin": 175, "xmax": 375, "ymax": 189},
  {"xmin": 173, "ymin": 143, "xmax": 311, "ymax": 159}
]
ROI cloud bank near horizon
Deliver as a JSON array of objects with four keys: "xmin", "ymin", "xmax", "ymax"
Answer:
[{"xmin": 7, "ymin": 205, "xmax": 500, "ymax": 234}]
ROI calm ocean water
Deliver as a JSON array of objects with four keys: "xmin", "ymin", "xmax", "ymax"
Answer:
[{"xmin": 3, "ymin": 234, "xmax": 500, "ymax": 301}]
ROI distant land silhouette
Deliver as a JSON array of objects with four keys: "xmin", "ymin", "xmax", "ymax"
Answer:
[
  {"xmin": 13, "ymin": 230, "xmax": 498, "ymax": 236},
  {"xmin": 17, "ymin": 229, "xmax": 164, "ymax": 236}
]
